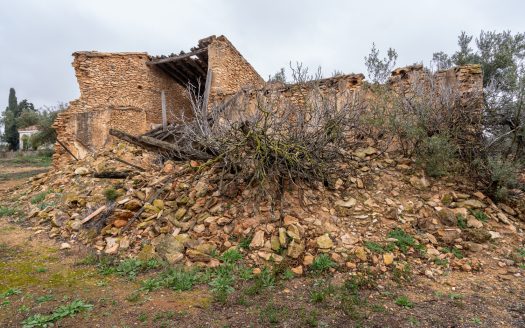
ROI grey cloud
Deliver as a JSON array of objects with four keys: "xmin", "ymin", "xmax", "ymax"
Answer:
[{"xmin": 1, "ymin": 0, "xmax": 524, "ymax": 109}]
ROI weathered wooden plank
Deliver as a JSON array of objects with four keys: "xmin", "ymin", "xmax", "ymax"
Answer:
[
  {"xmin": 161, "ymin": 90, "xmax": 167, "ymax": 131},
  {"xmin": 110, "ymin": 156, "xmax": 146, "ymax": 172},
  {"xmin": 81, "ymin": 205, "xmax": 107, "ymax": 224},
  {"xmin": 203, "ymin": 69, "xmax": 213, "ymax": 111}
]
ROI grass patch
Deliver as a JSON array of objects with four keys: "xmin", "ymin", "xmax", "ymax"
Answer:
[
  {"xmin": 457, "ymin": 214, "xmax": 467, "ymax": 229},
  {"xmin": 0, "ymin": 206, "xmax": 18, "ymax": 217},
  {"xmin": 162, "ymin": 267, "xmax": 199, "ymax": 291},
  {"xmin": 388, "ymin": 228, "xmax": 425, "ymax": 254},
  {"xmin": 310, "ymin": 279, "xmax": 335, "ymax": 303},
  {"xmin": 259, "ymin": 302, "xmax": 287, "ymax": 325},
  {"xmin": 395, "ymin": 295, "xmax": 414, "ymax": 308},
  {"xmin": 443, "ymin": 246, "xmax": 464, "ymax": 259},
  {"xmin": 35, "ymin": 295, "xmax": 55, "ymax": 304},
  {"xmin": 0, "ymin": 154, "xmax": 52, "ymax": 167},
  {"xmin": 471, "ymin": 210, "xmax": 488, "ymax": 222},
  {"xmin": 310, "ymin": 254, "xmax": 335, "ymax": 273},
  {"xmin": 103, "ymin": 187, "xmax": 118, "ymax": 202},
  {"xmin": 0, "ymin": 287, "xmax": 22, "ymax": 298},
  {"xmin": 433, "ymin": 258, "xmax": 449, "ymax": 267},
  {"xmin": 30, "ymin": 190, "xmax": 52, "ymax": 204},
  {"xmin": 365, "ymin": 241, "xmax": 396, "ymax": 254},
  {"xmin": 96, "ymin": 257, "xmax": 161, "ymax": 279},
  {"xmin": 22, "ymin": 299, "xmax": 93, "ymax": 327},
  {"xmin": 244, "ymin": 267, "xmax": 276, "ymax": 296},
  {"xmin": 220, "ymin": 248, "xmax": 243, "ymax": 264}
]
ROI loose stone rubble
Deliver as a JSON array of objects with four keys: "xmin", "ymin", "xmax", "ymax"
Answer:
[{"xmin": 7, "ymin": 142, "xmax": 525, "ymax": 280}]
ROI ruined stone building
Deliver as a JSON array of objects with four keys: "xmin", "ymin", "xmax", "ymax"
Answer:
[{"xmin": 53, "ymin": 35, "xmax": 483, "ymax": 165}]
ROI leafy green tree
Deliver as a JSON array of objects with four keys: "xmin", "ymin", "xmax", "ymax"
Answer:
[
  {"xmin": 433, "ymin": 30, "xmax": 525, "ymax": 197},
  {"xmin": 2, "ymin": 88, "xmax": 19, "ymax": 150},
  {"xmin": 16, "ymin": 100, "xmax": 42, "ymax": 129},
  {"xmin": 432, "ymin": 51, "xmax": 453, "ymax": 70},
  {"xmin": 364, "ymin": 43, "xmax": 398, "ymax": 83},
  {"xmin": 30, "ymin": 104, "xmax": 65, "ymax": 148}
]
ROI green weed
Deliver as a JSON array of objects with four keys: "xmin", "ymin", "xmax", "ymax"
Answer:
[
  {"xmin": 35, "ymin": 295, "xmax": 55, "ymax": 304},
  {"xmin": 395, "ymin": 295, "xmax": 414, "ymax": 308},
  {"xmin": 30, "ymin": 190, "xmax": 52, "ymax": 204},
  {"xmin": 471, "ymin": 210, "xmax": 488, "ymax": 222},
  {"xmin": 457, "ymin": 214, "xmax": 467, "ymax": 229},
  {"xmin": 103, "ymin": 188, "xmax": 118, "ymax": 202},
  {"xmin": 22, "ymin": 299, "xmax": 93, "ymax": 328},
  {"xmin": 311, "ymin": 254, "xmax": 335, "ymax": 273},
  {"xmin": 0, "ymin": 288, "xmax": 22, "ymax": 298},
  {"xmin": 388, "ymin": 228, "xmax": 425, "ymax": 254}
]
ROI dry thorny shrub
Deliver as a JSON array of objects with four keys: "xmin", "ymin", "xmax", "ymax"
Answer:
[{"xmin": 167, "ymin": 79, "xmax": 367, "ymax": 207}]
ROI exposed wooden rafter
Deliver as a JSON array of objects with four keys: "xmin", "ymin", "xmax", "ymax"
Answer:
[{"xmin": 148, "ymin": 46, "xmax": 209, "ymax": 92}]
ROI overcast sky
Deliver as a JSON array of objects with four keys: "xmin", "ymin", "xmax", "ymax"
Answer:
[{"xmin": 0, "ymin": 0, "xmax": 524, "ymax": 110}]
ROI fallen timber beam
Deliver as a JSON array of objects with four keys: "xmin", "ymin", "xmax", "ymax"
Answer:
[
  {"xmin": 110, "ymin": 156, "xmax": 146, "ymax": 172},
  {"xmin": 110, "ymin": 128, "xmax": 216, "ymax": 161},
  {"xmin": 81, "ymin": 205, "xmax": 107, "ymax": 224},
  {"xmin": 109, "ymin": 128, "xmax": 185, "ymax": 160},
  {"xmin": 138, "ymin": 135, "xmax": 179, "ymax": 152},
  {"xmin": 93, "ymin": 171, "xmax": 130, "ymax": 179},
  {"xmin": 109, "ymin": 129, "xmax": 160, "ymax": 152},
  {"xmin": 56, "ymin": 139, "xmax": 78, "ymax": 161}
]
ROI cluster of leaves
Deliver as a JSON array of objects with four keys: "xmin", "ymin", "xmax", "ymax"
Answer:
[
  {"xmin": 0, "ymin": 288, "xmax": 22, "ymax": 298},
  {"xmin": 432, "ymin": 30, "xmax": 525, "ymax": 198},
  {"xmin": 0, "ymin": 206, "xmax": 18, "ymax": 217},
  {"xmin": 92, "ymin": 256, "xmax": 160, "ymax": 279},
  {"xmin": 30, "ymin": 190, "xmax": 53, "ymax": 204},
  {"xmin": 1, "ymin": 88, "xmax": 64, "ymax": 151},
  {"xmin": 442, "ymin": 246, "xmax": 464, "ymax": 259},
  {"xmin": 103, "ymin": 187, "xmax": 119, "ymax": 202},
  {"xmin": 310, "ymin": 253, "xmax": 336, "ymax": 273},
  {"xmin": 387, "ymin": 229, "xmax": 425, "ymax": 254},
  {"xmin": 22, "ymin": 299, "xmax": 93, "ymax": 328},
  {"xmin": 366, "ymin": 30, "xmax": 525, "ymax": 199}
]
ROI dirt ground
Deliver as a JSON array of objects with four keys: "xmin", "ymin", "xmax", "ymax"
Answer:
[
  {"xmin": 1, "ymin": 160, "xmax": 525, "ymax": 328},
  {"xmin": 0, "ymin": 156, "xmax": 49, "ymax": 192},
  {"xmin": 1, "ymin": 218, "xmax": 524, "ymax": 328}
]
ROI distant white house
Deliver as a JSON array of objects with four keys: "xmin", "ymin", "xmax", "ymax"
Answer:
[{"xmin": 18, "ymin": 125, "xmax": 40, "ymax": 151}]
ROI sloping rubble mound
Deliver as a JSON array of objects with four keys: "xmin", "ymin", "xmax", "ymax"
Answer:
[{"xmin": 6, "ymin": 142, "xmax": 525, "ymax": 279}]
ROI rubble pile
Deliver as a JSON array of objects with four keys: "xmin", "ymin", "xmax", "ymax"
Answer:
[{"xmin": 8, "ymin": 142, "xmax": 525, "ymax": 278}]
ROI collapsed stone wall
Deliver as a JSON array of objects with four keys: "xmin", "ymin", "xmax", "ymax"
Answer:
[
  {"xmin": 53, "ymin": 52, "xmax": 192, "ymax": 165},
  {"xmin": 211, "ymin": 64, "xmax": 483, "ymax": 136},
  {"xmin": 53, "ymin": 35, "xmax": 483, "ymax": 167}
]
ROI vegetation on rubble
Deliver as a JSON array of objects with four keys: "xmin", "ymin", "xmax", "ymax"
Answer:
[
  {"xmin": 102, "ymin": 187, "xmax": 119, "ymax": 202},
  {"xmin": 366, "ymin": 30, "xmax": 525, "ymax": 200}
]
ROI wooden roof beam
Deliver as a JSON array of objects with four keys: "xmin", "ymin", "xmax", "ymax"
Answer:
[
  {"xmin": 148, "ymin": 48, "xmax": 208, "ymax": 65},
  {"xmin": 157, "ymin": 65, "xmax": 188, "ymax": 86}
]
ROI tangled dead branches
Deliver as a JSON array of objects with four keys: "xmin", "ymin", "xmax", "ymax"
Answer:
[{"xmin": 161, "ymin": 80, "xmax": 366, "ymax": 200}]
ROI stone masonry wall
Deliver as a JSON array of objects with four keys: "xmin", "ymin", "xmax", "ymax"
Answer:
[
  {"xmin": 53, "ymin": 35, "xmax": 483, "ymax": 167},
  {"xmin": 53, "ymin": 52, "xmax": 191, "ymax": 165},
  {"xmin": 208, "ymin": 36, "xmax": 265, "ymax": 104}
]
